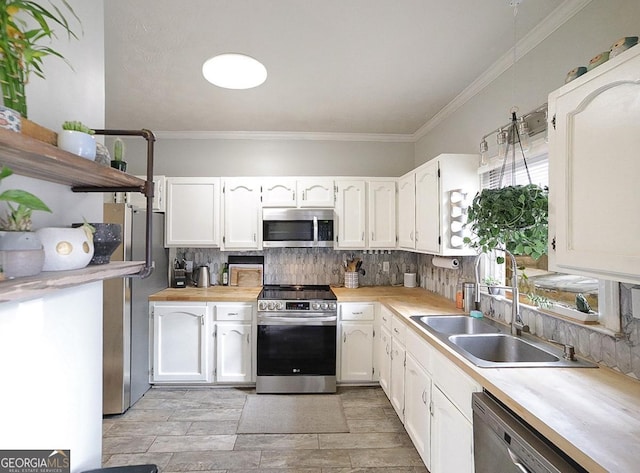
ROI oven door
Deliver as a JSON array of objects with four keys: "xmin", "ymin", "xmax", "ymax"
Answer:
[{"xmin": 257, "ymin": 317, "xmax": 337, "ymax": 377}]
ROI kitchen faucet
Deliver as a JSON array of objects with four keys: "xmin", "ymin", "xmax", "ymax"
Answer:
[{"xmin": 474, "ymin": 251, "xmax": 529, "ymax": 336}]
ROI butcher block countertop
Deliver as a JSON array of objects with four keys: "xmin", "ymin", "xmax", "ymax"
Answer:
[
  {"xmin": 149, "ymin": 285, "xmax": 640, "ymax": 472},
  {"xmin": 149, "ymin": 286, "xmax": 261, "ymax": 302}
]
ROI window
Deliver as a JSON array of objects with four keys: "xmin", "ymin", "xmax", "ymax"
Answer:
[{"xmin": 478, "ymin": 137, "xmax": 620, "ymax": 332}]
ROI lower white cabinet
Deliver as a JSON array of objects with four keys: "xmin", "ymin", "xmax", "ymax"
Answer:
[
  {"xmin": 151, "ymin": 301, "xmax": 255, "ymax": 384},
  {"xmin": 339, "ymin": 303, "xmax": 376, "ymax": 382},
  {"xmin": 430, "ymin": 386, "xmax": 474, "ymax": 473},
  {"xmin": 389, "ymin": 336, "xmax": 406, "ymax": 421},
  {"xmin": 216, "ymin": 322, "xmax": 252, "ymax": 382},
  {"xmin": 404, "ymin": 352, "xmax": 432, "ymax": 470},
  {"xmin": 151, "ymin": 302, "xmax": 211, "ymax": 383},
  {"xmin": 376, "ymin": 324, "xmax": 392, "ymax": 397}
]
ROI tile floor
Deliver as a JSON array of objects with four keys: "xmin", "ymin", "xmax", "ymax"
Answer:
[{"xmin": 102, "ymin": 386, "xmax": 428, "ymax": 473}]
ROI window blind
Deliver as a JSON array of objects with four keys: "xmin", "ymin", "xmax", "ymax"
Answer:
[{"xmin": 481, "ymin": 153, "xmax": 548, "ymax": 190}]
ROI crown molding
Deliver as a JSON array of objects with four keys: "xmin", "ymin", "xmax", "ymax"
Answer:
[
  {"xmin": 154, "ymin": 130, "xmax": 415, "ymax": 143},
  {"xmin": 412, "ymin": 0, "xmax": 593, "ymax": 141}
]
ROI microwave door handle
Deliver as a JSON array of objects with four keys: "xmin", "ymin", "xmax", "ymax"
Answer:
[{"xmin": 313, "ymin": 216, "xmax": 318, "ymax": 244}]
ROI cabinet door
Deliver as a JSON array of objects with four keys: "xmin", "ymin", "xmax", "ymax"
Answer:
[
  {"xmin": 415, "ymin": 161, "xmax": 440, "ymax": 253},
  {"xmin": 223, "ymin": 178, "xmax": 260, "ymax": 250},
  {"xmin": 431, "ymin": 386, "xmax": 474, "ymax": 473},
  {"xmin": 389, "ymin": 337, "xmax": 406, "ymax": 422},
  {"xmin": 298, "ymin": 178, "xmax": 335, "ymax": 208},
  {"xmin": 368, "ymin": 180, "xmax": 397, "ymax": 248},
  {"xmin": 376, "ymin": 325, "xmax": 392, "ymax": 397},
  {"xmin": 165, "ymin": 177, "xmax": 220, "ymax": 247},
  {"xmin": 152, "ymin": 303, "xmax": 211, "ymax": 382},
  {"xmin": 340, "ymin": 321, "xmax": 374, "ymax": 381},
  {"xmin": 215, "ymin": 322, "xmax": 252, "ymax": 383},
  {"xmin": 129, "ymin": 175, "xmax": 165, "ymax": 212},
  {"xmin": 405, "ymin": 353, "xmax": 432, "ymax": 470},
  {"xmin": 261, "ymin": 179, "xmax": 297, "ymax": 207},
  {"xmin": 397, "ymin": 172, "xmax": 415, "ymax": 249},
  {"xmin": 335, "ymin": 180, "xmax": 366, "ymax": 249},
  {"xmin": 548, "ymin": 47, "xmax": 640, "ymax": 284}
]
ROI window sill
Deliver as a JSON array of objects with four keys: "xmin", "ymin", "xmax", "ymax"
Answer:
[{"xmin": 481, "ymin": 290, "xmax": 623, "ymax": 339}]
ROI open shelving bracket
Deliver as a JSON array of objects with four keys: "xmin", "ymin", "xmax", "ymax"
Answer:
[{"xmin": 73, "ymin": 129, "xmax": 156, "ymax": 278}]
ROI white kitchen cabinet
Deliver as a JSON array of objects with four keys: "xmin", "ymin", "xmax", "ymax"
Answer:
[
  {"xmin": 368, "ymin": 180, "xmax": 397, "ymax": 249},
  {"xmin": 151, "ymin": 302, "xmax": 212, "ymax": 383},
  {"xmin": 222, "ymin": 178, "xmax": 261, "ymax": 250},
  {"xmin": 431, "ymin": 386, "xmax": 474, "ymax": 473},
  {"xmin": 389, "ymin": 317, "xmax": 407, "ymax": 421},
  {"xmin": 213, "ymin": 302, "xmax": 255, "ymax": 383},
  {"xmin": 398, "ymin": 172, "xmax": 416, "ymax": 249},
  {"xmin": 335, "ymin": 179, "xmax": 366, "ymax": 249},
  {"xmin": 165, "ymin": 177, "xmax": 221, "ymax": 247},
  {"xmin": 548, "ymin": 45, "xmax": 640, "ymax": 284},
  {"xmin": 339, "ymin": 303, "xmax": 376, "ymax": 382},
  {"xmin": 128, "ymin": 175, "xmax": 166, "ymax": 212},
  {"xmin": 261, "ymin": 178, "xmax": 298, "ymax": 207},
  {"xmin": 376, "ymin": 324, "xmax": 392, "ymax": 396},
  {"xmin": 298, "ymin": 178, "xmax": 335, "ymax": 207},
  {"xmin": 413, "ymin": 154, "xmax": 479, "ymax": 256},
  {"xmin": 215, "ymin": 322, "xmax": 252, "ymax": 383},
  {"xmin": 405, "ymin": 352, "xmax": 432, "ymax": 470}
]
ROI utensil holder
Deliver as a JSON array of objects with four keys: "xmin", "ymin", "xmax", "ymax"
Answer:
[{"xmin": 345, "ymin": 271, "xmax": 359, "ymax": 288}]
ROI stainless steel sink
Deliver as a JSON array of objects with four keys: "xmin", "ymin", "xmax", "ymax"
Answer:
[
  {"xmin": 409, "ymin": 315, "xmax": 596, "ymax": 368},
  {"xmin": 413, "ymin": 315, "xmax": 501, "ymax": 335}
]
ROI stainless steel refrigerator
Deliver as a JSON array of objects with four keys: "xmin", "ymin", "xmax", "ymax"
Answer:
[{"xmin": 103, "ymin": 203, "xmax": 168, "ymax": 415}]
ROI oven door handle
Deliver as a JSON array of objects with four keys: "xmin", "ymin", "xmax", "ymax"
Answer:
[{"xmin": 258, "ymin": 316, "xmax": 337, "ymax": 326}]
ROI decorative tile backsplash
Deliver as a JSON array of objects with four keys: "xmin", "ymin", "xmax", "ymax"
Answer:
[{"xmin": 174, "ymin": 247, "xmax": 640, "ymax": 379}]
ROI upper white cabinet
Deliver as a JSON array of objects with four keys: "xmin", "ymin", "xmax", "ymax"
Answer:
[
  {"xmin": 402, "ymin": 154, "xmax": 478, "ymax": 256},
  {"xmin": 128, "ymin": 175, "xmax": 166, "ymax": 212},
  {"xmin": 335, "ymin": 180, "xmax": 367, "ymax": 249},
  {"xmin": 298, "ymin": 178, "xmax": 335, "ymax": 207},
  {"xmin": 262, "ymin": 177, "xmax": 335, "ymax": 208},
  {"xmin": 368, "ymin": 180, "xmax": 397, "ymax": 249},
  {"xmin": 548, "ymin": 46, "xmax": 640, "ymax": 284},
  {"xmin": 398, "ymin": 172, "xmax": 416, "ymax": 249},
  {"xmin": 165, "ymin": 177, "xmax": 221, "ymax": 247},
  {"xmin": 223, "ymin": 178, "xmax": 261, "ymax": 250}
]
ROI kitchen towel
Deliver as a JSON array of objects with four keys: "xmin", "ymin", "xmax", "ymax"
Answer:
[{"xmin": 432, "ymin": 256, "xmax": 460, "ymax": 269}]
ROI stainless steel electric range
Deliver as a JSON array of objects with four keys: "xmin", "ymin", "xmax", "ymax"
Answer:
[{"xmin": 256, "ymin": 284, "xmax": 338, "ymax": 394}]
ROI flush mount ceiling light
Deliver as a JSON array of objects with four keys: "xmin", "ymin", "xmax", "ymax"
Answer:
[{"xmin": 202, "ymin": 53, "xmax": 267, "ymax": 89}]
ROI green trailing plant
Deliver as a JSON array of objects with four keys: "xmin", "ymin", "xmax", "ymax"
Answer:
[
  {"xmin": 463, "ymin": 184, "xmax": 549, "ymax": 263},
  {"xmin": 0, "ymin": 166, "xmax": 51, "ymax": 231},
  {"xmin": 62, "ymin": 120, "xmax": 94, "ymax": 134},
  {"xmin": 0, "ymin": 0, "xmax": 81, "ymax": 118},
  {"xmin": 527, "ymin": 293, "xmax": 553, "ymax": 309}
]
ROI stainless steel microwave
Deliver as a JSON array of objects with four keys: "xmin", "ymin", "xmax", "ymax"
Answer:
[{"xmin": 262, "ymin": 208, "xmax": 334, "ymax": 248}]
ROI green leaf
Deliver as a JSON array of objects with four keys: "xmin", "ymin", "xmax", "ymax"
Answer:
[{"xmin": 0, "ymin": 189, "xmax": 52, "ymax": 212}]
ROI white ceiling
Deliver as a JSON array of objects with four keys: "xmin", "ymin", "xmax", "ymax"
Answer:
[{"xmin": 104, "ymin": 0, "xmax": 561, "ymax": 136}]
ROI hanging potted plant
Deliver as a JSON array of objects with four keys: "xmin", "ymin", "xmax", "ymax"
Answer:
[
  {"xmin": 0, "ymin": 0, "xmax": 80, "ymax": 120},
  {"xmin": 0, "ymin": 166, "xmax": 52, "ymax": 278}
]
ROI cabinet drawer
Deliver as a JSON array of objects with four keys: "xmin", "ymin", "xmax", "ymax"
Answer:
[
  {"xmin": 341, "ymin": 303, "xmax": 375, "ymax": 321},
  {"xmin": 379, "ymin": 305, "xmax": 393, "ymax": 329},
  {"xmin": 391, "ymin": 316, "xmax": 407, "ymax": 345},
  {"xmin": 432, "ymin": 349, "xmax": 481, "ymax": 421},
  {"xmin": 215, "ymin": 304, "xmax": 254, "ymax": 321},
  {"xmin": 406, "ymin": 328, "xmax": 433, "ymax": 373}
]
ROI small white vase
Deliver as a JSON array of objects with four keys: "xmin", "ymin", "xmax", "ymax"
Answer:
[
  {"xmin": 0, "ymin": 231, "xmax": 45, "ymax": 278},
  {"xmin": 57, "ymin": 130, "xmax": 97, "ymax": 160},
  {"xmin": 36, "ymin": 227, "xmax": 94, "ymax": 271}
]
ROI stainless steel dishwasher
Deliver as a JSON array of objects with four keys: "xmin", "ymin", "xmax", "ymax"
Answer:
[{"xmin": 472, "ymin": 392, "xmax": 588, "ymax": 473}]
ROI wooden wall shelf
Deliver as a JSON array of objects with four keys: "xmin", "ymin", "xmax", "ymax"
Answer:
[{"xmin": 0, "ymin": 128, "xmax": 145, "ymax": 190}]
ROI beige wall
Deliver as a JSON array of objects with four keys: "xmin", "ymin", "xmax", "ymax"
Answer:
[{"xmin": 414, "ymin": 0, "xmax": 640, "ymax": 165}]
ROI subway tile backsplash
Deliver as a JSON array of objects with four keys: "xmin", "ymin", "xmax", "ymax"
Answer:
[{"xmin": 174, "ymin": 247, "xmax": 640, "ymax": 379}]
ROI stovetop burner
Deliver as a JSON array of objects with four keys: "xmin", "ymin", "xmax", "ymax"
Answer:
[{"xmin": 259, "ymin": 284, "xmax": 337, "ymax": 301}]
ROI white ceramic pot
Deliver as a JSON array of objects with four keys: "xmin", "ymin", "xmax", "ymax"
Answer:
[
  {"xmin": 0, "ymin": 231, "xmax": 45, "ymax": 278},
  {"xmin": 57, "ymin": 130, "xmax": 97, "ymax": 160},
  {"xmin": 36, "ymin": 227, "xmax": 94, "ymax": 271}
]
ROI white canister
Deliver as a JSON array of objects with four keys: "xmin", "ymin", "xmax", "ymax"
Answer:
[
  {"xmin": 404, "ymin": 272, "xmax": 417, "ymax": 288},
  {"xmin": 344, "ymin": 271, "xmax": 359, "ymax": 289}
]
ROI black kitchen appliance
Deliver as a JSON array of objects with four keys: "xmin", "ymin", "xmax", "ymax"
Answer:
[{"xmin": 256, "ymin": 284, "xmax": 338, "ymax": 394}]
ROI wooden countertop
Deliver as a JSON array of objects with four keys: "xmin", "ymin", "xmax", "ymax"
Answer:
[
  {"xmin": 149, "ymin": 286, "xmax": 262, "ymax": 302},
  {"xmin": 149, "ymin": 284, "xmax": 640, "ymax": 471}
]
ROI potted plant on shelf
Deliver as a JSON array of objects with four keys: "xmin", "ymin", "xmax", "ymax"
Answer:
[
  {"xmin": 0, "ymin": 166, "xmax": 52, "ymax": 278},
  {"xmin": 58, "ymin": 120, "xmax": 96, "ymax": 160},
  {"xmin": 0, "ymin": 0, "xmax": 80, "ymax": 122},
  {"xmin": 483, "ymin": 276, "xmax": 503, "ymax": 296},
  {"xmin": 110, "ymin": 138, "xmax": 127, "ymax": 171}
]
